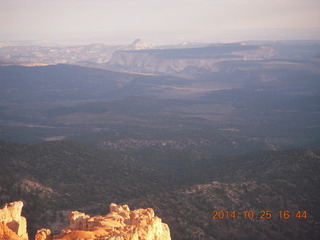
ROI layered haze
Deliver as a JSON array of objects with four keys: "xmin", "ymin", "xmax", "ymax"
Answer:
[{"xmin": 1, "ymin": 0, "xmax": 320, "ymax": 44}]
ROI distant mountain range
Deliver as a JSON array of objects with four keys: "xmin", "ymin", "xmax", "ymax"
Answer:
[
  {"xmin": 1, "ymin": 40, "xmax": 319, "ymax": 75},
  {"xmin": 0, "ymin": 39, "xmax": 203, "ymax": 66}
]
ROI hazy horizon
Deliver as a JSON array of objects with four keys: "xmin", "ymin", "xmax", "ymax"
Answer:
[
  {"xmin": 2, "ymin": 28, "xmax": 320, "ymax": 46},
  {"xmin": 1, "ymin": 0, "xmax": 320, "ymax": 45}
]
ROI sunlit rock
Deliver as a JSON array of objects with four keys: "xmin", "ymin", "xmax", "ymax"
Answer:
[
  {"xmin": 0, "ymin": 201, "xmax": 28, "ymax": 240},
  {"xmin": 53, "ymin": 203, "xmax": 171, "ymax": 240},
  {"xmin": 35, "ymin": 229, "xmax": 52, "ymax": 240}
]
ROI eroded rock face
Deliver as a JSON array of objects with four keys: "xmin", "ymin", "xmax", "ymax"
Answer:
[
  {"xmin": 53, "ymin": 203, "xmax": 171, "ymax": 240},
  {"xmin": 1, "ymin": 201, "xmax": 170, "ymax": 240},
  {"xmin": 0, "ymin": 201, "xmax": 28, "ymax": 240}
]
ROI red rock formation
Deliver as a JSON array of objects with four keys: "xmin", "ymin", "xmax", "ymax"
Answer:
[
  {"xmin": 1, "ymin": 201, "xmax": 171, "ymax": 240},
  {"xmin": 0, "ymin": 201, "xmax": 28, "ymax": 240},
  {"xmin": 52, "ymin": 203, "xmax": 171, "ymax": 240}
]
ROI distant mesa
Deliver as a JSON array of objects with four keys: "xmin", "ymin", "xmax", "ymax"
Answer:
[
  {"xmin": 109, "ymin": 43, "xmax": 278, "ymax": 74},
  {"xmin": 0, "ymin": 201, "xmax": 171, "ymax": 240}
]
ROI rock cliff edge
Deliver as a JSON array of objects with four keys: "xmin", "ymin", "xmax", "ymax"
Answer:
[{"xmin": 1, "ymin": 201, "xmax": 171, "ymax": 240}]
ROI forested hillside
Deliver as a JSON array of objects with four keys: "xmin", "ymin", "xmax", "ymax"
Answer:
[{"xmin": 1, "ymin": 140, "xmax": 319, "ymax": 239}]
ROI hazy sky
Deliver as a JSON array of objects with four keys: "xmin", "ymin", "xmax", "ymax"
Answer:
[{"xmin": 1, "ymin": 0, "xmax": 320, "ymax": 44}]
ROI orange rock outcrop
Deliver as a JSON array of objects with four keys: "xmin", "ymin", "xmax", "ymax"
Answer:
[
  {"xmin": 50, "ymin": 203, "xmax": 171, "ymax": 240},
  {"xmin": 0, "ymin": 201, "xmax": 171, "ymax": 240},
  {"xmin": 0, "ymin": 201, "xmax": 28, "ymax": 240}
]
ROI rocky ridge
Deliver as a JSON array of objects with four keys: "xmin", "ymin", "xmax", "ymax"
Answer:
[{"xmin": 0, "ymin": 201, "xmax": 171, "ymax": 240}]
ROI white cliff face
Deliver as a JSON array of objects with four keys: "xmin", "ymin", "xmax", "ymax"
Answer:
[
  {"xmin": 37, "ymin": 203, "xmax": 171, "ymax": 240},
  {"xmin": 109, "ymin": 44, "xmax": 278, "ymax": 74},
  {"xmin": 235, "ymin": 46, "xmax": 279, "ymax": 60},
  {"xmin": 0, "ymin": 201, "xmax": 28, "ymax": 240},
  {"xmin": 109, "ymin": 51, "xmax": 222, "ymax": 73}
]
